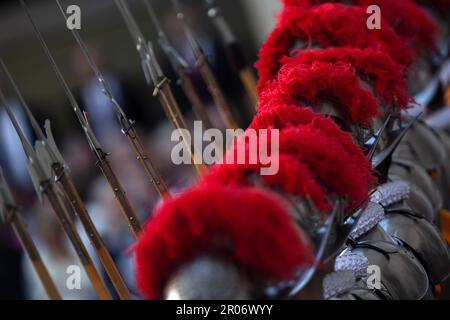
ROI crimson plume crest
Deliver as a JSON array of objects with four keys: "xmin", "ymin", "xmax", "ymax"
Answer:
[{"xmin": 135, "ymin": 0, "xmax": 448, "ymax": 299}]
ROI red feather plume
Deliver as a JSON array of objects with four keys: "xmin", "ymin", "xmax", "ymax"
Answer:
[
  {"xmin": 135, "ymin": 185, "xmax": 314, "ymax": 299},
  {"xmin": 258, "ymin": 61, "xmax": 380, "ymax": 126},
  {"xmin": 249, "ymin": 104, "xmax": 317, "ymax": 130},
  {"xmin": 203, "ymin": 153, "xmax": 331, "ymax": 211},
  {"xmin": 205, "ymin": 115, "xmax": 375, "ymax": 209},
  {"xmin": 279, "ymin": 47, "xmax": 410, "ymax": 108},
  {"xmin": 282, "ymin": 0, "xmax": 439, "ymax": 52},
  {"xmin": 278, "ymin": 125, "xmax": 376, "ymax": 207},
  {"xmin": 256, "ymin": 3, "xmax": 414, "ymax": 92}
]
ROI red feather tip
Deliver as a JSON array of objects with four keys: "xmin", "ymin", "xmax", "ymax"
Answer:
[
  {"xmin": 203, "ymin": 153, "xmax": 331, "ymax": 211},
  {"xmin": 279, "ymin": 47, "xmax": 411, "ymax": 109},
  {"xmin": 250, "ymin": 104, "xmax": 366, "ymax": 160},
  {"xmin": 283, "ymin": 0, "xmax": 439, "ymax": 51},
  {"xmin": 255, "ymin": 3, "xmax": 414, "ymax": 92},
  {"xmin": 249, "ymin": 104, "xmax": 317, "ymax": 130},
  {"xmin": 204, "ymin": 114, "xmax": 375, "ymax": 210},
  {"xmin": 278, "ymin": 124, "xmax": 376, "ymax": 207},
  {"xmin": 135, "ymin": 185, "xmax": 314, "ymax": 300},
  {"xmin": 363, "ymin": 0, "xmax": 438, "ymax": 50},
  {"xmin": 258, "ymin": 60, "xmax": 380, "ymax": 126}
]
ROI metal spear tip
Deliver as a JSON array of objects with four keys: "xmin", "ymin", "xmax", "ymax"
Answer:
[
  {"xmin": 34, "ymin": 140, "xmax": 54, "ymax": 179},
  {"xmin": 372, "ymin": 113, "xmax": 420, "ymax": 169},
  {"xmin": 207, "ymin": 7, "xmax": 219, "ymax": 18},
  {"xmin": 365, "ymin": 112, "xmax": 392, "ymax": 161},
  {"xmin": 205, "ymin": 0, "xmax": 219, "ymax": 18},
  {"xmin": 44, "ymin": 120, "xmax": 68, "ymax": 170}
]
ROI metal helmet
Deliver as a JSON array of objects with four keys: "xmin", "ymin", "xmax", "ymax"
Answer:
[
  {"xmin": 164, "ymin": 256, "xmax": 253, "ymax": 300},
  {"xmin": 389, "ymin": 158, "xmax": 443, "ymax": 213},
  {"xmin": 379, "ymin": 211, "xmax": 450, "ymax": 285}
]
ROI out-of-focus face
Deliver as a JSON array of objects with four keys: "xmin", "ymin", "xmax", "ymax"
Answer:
[
  {"xmin": 70, "ymin": 44, "xmax": 105, "ymax": 83},
  {"xmin": 163, "ymin": 5, "xmax": 202, "ymax": 43},
  {"xmin": 409, "ymin": 55, "xmax": 434, "ymax": 96}
]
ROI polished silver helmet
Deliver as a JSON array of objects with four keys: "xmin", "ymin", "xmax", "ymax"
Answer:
[
  {"xmin": 379, "ymin": 211, "xmax": 450, "ymax": 285},
  {"xmin": 164, "ymin": 256, "xmax": 252, "ymax": 300}
]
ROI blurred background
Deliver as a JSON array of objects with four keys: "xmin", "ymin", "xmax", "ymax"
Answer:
[{"xmin": 0, "ymin": 0, "xmax": 281, "ymax": 299}]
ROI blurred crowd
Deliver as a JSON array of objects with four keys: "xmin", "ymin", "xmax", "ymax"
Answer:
[{"xmin": 0, "ymin": 0, "xmax": 257, "ymax": 299}]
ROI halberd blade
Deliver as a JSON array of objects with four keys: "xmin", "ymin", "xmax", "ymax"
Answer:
[
  {"xmin": 372, "ymin": 114, "xmax": 420, "ymax": 169},
  {"xmin": 20, "ymin": 0, "xmax": 103, "ymax": 158},
  {"xmin": 44, "ymin": 120, "xmax": 68, "ymax": 171},
  {"xmin": 0, "ymin": 83, "xmax": 49, "ymax": 202},
  {"xmin": 144, "ymin": 0, "xmax": 189, "ymax": 71}
]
